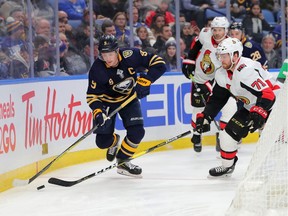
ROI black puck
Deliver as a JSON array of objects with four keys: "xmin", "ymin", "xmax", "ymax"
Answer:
[{"xmin": 37, "ymin": 185, "xmax": 45, "ymax": 190}]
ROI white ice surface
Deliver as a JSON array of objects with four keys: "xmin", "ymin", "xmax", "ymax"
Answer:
[{"xmin": 0, "ymin": 144, "xmax": 257, "ymax": 216}]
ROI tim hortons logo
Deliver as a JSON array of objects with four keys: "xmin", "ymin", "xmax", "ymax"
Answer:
[{"xmin": 22, "ymin": 88, "xmax": 92, "ymax": 149}]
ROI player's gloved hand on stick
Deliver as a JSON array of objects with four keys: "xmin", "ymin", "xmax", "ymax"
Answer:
[
  {"xmin": 195, "ymin": 113, "xmax": 212, "ymax": 134},
  {"xmin": 93, "ymin": 108, "xmax": 109, "ymax": 127},
  {"xmin": 135, "ymin": 75, "xmax": 152, "ymax": 99},
  {"xmin": 194, "ymin": 81, "xmax": 213, "ymax": 97},
  {"xmin": 182, "ymin": 59, "xmax": 195, "ymax": 79},
  {"xmin": 249, "ymin": 106, "xmax": 267, "ymax": 133}
]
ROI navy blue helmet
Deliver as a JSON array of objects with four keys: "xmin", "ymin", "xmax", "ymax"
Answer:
[
  {"xmin": 98, "ymin": 34, "xmax": 118, "ymax": 53},
  {"xmin": 229, "ymin": 22, "xmax": 244, "ymax": 32}
]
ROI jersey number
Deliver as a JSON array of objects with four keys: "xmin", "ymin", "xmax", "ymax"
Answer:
[
  {"xmin": 251, "ymin": 78, "xmax": 266, "ymax": 90},
  {"xmin": 91, "ymin": 80, "xmax": 96, "ymax": 89},
  {"xmin": 250, "ymin": 51, "xmax": 261, "ymax": 61}
]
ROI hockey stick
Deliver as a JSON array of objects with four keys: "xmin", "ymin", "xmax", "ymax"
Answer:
[
  {"xmin": 13, "ymin": 93, "xmax": 137, "ymax": 187},
  {"xmin": 48, "ymin": 130, "xmax": 192, "ymax": 187}
]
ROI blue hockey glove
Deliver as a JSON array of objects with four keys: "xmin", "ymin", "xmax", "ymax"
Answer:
[
  {"xmin": 249, "ymin": 106, "xmax": 267, "ymax": 133},
  {"xmin": 182, "ymin": 59, "xmax": 195, "ymax": 79},
  {"xmin": 195, "ymin": 113, "xmax": 212, "ymax": 134},
  {"xmin": 135, "ymin": 76, "xmax": 152, "ymax": 99},
  {"xmin": 93, "ymin": 108, "xmax": 109, "ymax": 127}
]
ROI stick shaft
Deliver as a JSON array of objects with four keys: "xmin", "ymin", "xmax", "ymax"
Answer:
[
  {"xmin": 15, "ymin": 93, "xmax": 137, "ymax": 185},
  {"xmin": 48, "ymin": 130, "xmax": 192, "ymax": 187}
]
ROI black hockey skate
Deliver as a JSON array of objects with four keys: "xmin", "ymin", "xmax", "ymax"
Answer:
[
  {"xmin": 191, "ymin": 134, "xmax": 202, "ymax": 153},
  {"xmin": 106, "ymin": 134, "xmax": 120, "ymax": 162},
  {"xmin": 117, "ymin": 159, "xmax": 142, "ymax": 178},
  {"xmin": 209, "ymin": 156, "xmax": 238, "ymax": 178}
]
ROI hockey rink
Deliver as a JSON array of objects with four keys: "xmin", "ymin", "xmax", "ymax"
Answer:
[{"xmin": 0, "ymin": 144, "xmax": 257, "ymax": 216}]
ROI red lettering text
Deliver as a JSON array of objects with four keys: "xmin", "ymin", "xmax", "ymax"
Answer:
[
  {"xmin": 0, "ymin": 94, "xmax": 15, "ymax": 119},
  {"xmin": 0, "ymin": 123, "xmax": 16, "ymax": 154},
  {"xmin": 22, "ymin": 88, "xmax": 93, "ymax": 149}
]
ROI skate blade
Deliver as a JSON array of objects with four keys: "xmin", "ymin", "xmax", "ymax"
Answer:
[
  {"xmin": 193, "ymin": 145, "xmax": 202, "ymax": 153},
  {"xmin": 207, "ymin": 173, "xmax": 233, "ymax": 179},
  {"xmin": 117, "ymin": 169, "xmax": 143, "ymax": 178},
  {"xmin": 194, "ymin": 151, "xmax": 202, "ymax": 155},
  {"xmin": 194, "ymin": 150, "xmax": 202, "ymax": 153}
]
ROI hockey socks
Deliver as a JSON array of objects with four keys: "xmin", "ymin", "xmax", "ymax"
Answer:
[{"xmin": 106, "ymin": 134, "xmax": 120, "ymax": 162}]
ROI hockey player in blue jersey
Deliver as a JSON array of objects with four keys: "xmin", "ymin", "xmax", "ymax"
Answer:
[
  {"xmin": 229, "ymin": 22, "xmax": 267, "ymax": 66},
  {"xmin": 86, "ymin": 34, "xmax": 166, "ymax": 177}
]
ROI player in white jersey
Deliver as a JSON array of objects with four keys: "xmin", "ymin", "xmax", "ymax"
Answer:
[
  {"xmin": 182, "ymin": 17, "xmax": 237, "ymax": 152},
  {"xmin": 195, "ymin": 37, "xmax": 280, "ymax": 177}
]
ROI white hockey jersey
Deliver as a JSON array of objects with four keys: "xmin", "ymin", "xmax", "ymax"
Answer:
[
  {"xmin": 194, "ymin": 28, "xmax": 223, "ymax": 84},
  {"xmin": 215, "ymin": 57, "xmax": 279, "ymax": 111}
]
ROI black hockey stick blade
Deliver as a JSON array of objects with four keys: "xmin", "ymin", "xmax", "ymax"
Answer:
[
  {"xmin": 49, "ymin": 172, "xmax": 97, "ymax": 187},
  {"xmin": 48, "ymin": 130, "xmax": 192, "ymax": 187},
  {"xmin": 13, "ymin": 93, "xmax": 136, "ymax": 187}
]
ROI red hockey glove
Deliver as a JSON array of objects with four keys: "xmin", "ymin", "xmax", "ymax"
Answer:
[
  {"xmin": 195, "ymin": 113, "xmax": 212, "ymax": 134},
  {"xmin": 135, "ymin": 76, "xmax": 152, "ymax": 99},
  {"xmin": 249, "ymin": 106, "xmax": 268, "ymax": 133},
  {"xmin": 93, "ymin": 108, "xmax": 109, "ymax": 127},
  {"xmin": 182, "ymin": 59, "xmax": 195, "ymax": 79}
]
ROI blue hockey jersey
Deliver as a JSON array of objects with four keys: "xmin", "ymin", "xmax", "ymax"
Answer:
[
  {"xmin": 242, "ymin": 37, "xmax": 267, "ymax": 66},
  {"xmin": 86, "ymin": 48, "xmax": 166, "ymax": 111}
]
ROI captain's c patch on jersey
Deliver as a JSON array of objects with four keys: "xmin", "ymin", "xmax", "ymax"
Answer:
[{"xmin": 122, "ymin": 50, "xmax": 133, "ymax": 58}]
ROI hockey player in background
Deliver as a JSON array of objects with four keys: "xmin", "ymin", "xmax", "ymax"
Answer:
[
  {"xmin": 182, "ymin": 16, "xmax": 237, "ymax": 153},
  {"xmin": 277, "ymin": 58, "xmax": 288, "ymax": 84},
  {"xmin": 229, "ymin": 22, "xmax": 267, "ymax": 66},
  {"xmin": 86, "ymin": 35, "xmax": 166, "ymax": 177},
  {"xmin": 195, "ymin": 37, "xmax": 280, "ymax": 177}
]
